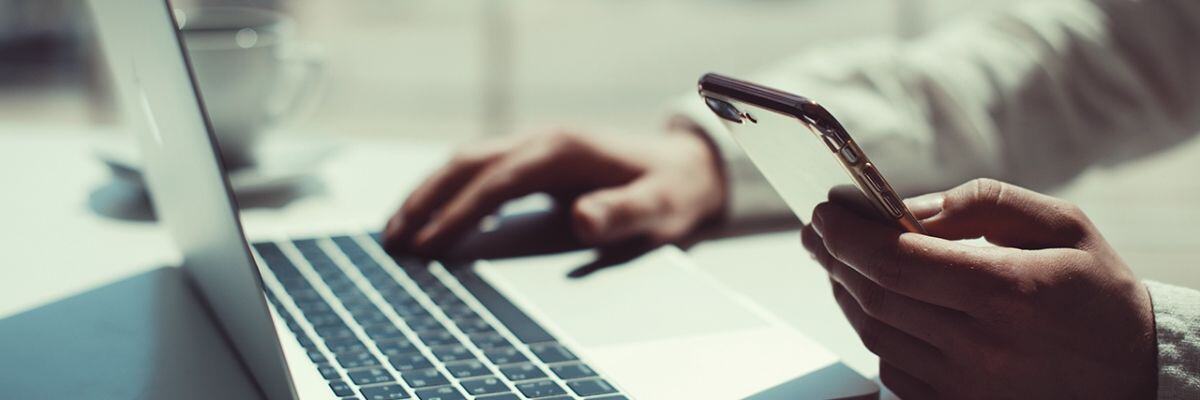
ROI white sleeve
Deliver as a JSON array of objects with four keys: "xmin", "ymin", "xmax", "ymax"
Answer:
[{"xmin": 676, "ymin": 0, "xmax": 1200, "ymax": 225}]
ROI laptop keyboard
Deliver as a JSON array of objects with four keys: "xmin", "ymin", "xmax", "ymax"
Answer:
[{"xmin": 252, "ymin": 233, "xmax": 628, "ymax": 400}]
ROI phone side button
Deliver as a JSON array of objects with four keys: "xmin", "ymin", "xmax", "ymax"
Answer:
[
  {"xmin": 862, "ymin": 164, "xmax": 887, "ymax": 193},
  {"xmin": 839, "ymin": 145, "xmax": 860, "ymax": 165},
  {"xmin": 880, "ymin": 191, "xmax": 904, "ymax": 218}
]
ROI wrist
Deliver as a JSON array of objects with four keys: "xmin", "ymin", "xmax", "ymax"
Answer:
[{"xmin": 665, "ymin": 116, "xmax": 728, "ymax": 224}]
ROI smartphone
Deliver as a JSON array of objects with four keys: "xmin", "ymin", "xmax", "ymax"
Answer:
[{"xmin": 697, "ymin": 73, "xmax": 925, "ymax": 233}]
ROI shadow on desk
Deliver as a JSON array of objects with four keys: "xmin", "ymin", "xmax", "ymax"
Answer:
[
  {"xmin": 0, "ymin": 267, "xmax": 264, "ymax": 399},
  {"xmin": 86, "ymin": 176, "xmax": 325, "ymax": 223}
]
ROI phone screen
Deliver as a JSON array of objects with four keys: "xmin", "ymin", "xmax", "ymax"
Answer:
[{"xmin": 712, "ymin": 98, "xmax": 862, "ymax": 224}]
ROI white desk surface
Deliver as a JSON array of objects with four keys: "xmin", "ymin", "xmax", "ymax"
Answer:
[{"xmin": 3, "ymin": 126, "xmax": 1199, "ymax": 399}]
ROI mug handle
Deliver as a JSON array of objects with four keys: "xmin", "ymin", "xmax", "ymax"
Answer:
[{"xmin": 266, "ymin": 43, "xmax": 325, "ymax": 127}]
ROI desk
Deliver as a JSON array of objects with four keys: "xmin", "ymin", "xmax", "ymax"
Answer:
[{"xmin": 3, "ymin": 126, "xmax": 1199, "ymax": 399}]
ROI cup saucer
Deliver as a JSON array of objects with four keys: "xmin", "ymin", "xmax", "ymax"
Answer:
[{"xmin": 93, "ymin": 136, "xmax": 337, "ymax": 196}]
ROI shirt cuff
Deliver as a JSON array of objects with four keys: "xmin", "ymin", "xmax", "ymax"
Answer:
[{"xmin": 1144, "ymin": 280, "xmax": 1200, "ymax": 400}]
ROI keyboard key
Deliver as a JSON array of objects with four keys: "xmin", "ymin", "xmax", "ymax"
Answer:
[
  {"xmin": 460, "ymin": 376, "xmax": 509, "ymax": 396},
  {"xmin": 337, "ymin": 351, "xmax": 381, "ymax": 369},
  {"xmin": 483, "ymin": 347, "xmax": 527, "ymax": 365},
  {"xmin": 354, "ymin": 311, "xmax": 391, "ymax": 326},
  {"xmin": 316, "ymin": 363, "xmax": 340, "ymax": 379},
  {"xmin": 444, "ymin": 360, "xmax": 490, "ymax": 379},
  {"xmin": 346, "ymin": 301, "xmax": 384, "ymax": 316},
  {"xmin": 402, "ymin": 368, "xmax": 449, "ymax": 388},
  {"xmin": 376, "ymin": 339, "xmax": 417, "ymax": 357},
  {"xmin": 308, "ymin": 349, "xmax": 328, "ymax": 364},
  {"xmin": 499, "ymin": 363, "xmax": 546, "ymax": 381},
  {"xmin": 348, "ymin": 367, "xmax": 395, "ymax": 385},
  {"xmin": 566, "ymin": 379, "xmax": 617, "ymax": 396},
  {"xmin": 328, "ymin": 341, "xmax": 370, "ymax": 356},
  {"xmin": 289, "ymin": 288, "xmax": 324, "ymax": 302},
  {"xmin": 298, "ymin": 301, "xmax": 335, "ymax": 315},
  {"xmin": 307, "ymin": 312, "xmax": 346, "ymax": 328},
  {"xmin": 514, "ymin": 380, "xmax": 566, "ymax": 398},
  {"xmin": 417, "ymin": 330, "xmax": 460, "ymax": 347},
  {"xmin": 467, "ymin": 332, "xmax": 509, "ymax": 349},
  {"xmin": 389, "ymin": 353, "xmax": 434, "ymax": 372},
  {"xmin": 404, "ymin": 315, "xmax": 444, "ymax": 331},
  {"xmin": 363, "ymin": 323, "xmax": 408, "ymax": 341},
  {"xmin": 326, "ymin": 336, "xmax": 364, "ymax": 349},
  {"xmin": 454, "ymin": 319, "xmax": 494, "ymax": 334},
  {"xmin": 317, "ymin": 326, "xmax": 358, "ymax": 342},
  {"xmin": 414, "ymin": 386, "xmax": 464, "ymax": 400},
  {"xmin": 443, "ymin": 306, "xmax": 478, "ymax": 319},
  {"xmin": 549, "ymin": 363, "xmax": 596, "ymax": 380},
  {"xmin": 360, "ymin": 384, "xmax": 409, "ymax": 400},
  {"xmin": 475, "ymin": 394, "xmax": 519, "ymax": 400},
  {"xmin": 329, "ymin": 380, "xmax": 354, "ymax": 397},
  {"xmin": 528, "ymin": 342, "xmax": 576, "ymax": 364},
  {"xmin": 430, "ymin": 344, "xmax": 475, "ymax": 362}
]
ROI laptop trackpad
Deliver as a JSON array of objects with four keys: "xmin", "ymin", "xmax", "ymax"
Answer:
[{"xmin": 477, "ymin": 246, "xmax": 768, "ymax": 346}]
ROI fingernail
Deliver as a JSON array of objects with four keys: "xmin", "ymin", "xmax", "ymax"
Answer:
[
  {"xmin": 904, "ymin": 193, "xmax": 944, "ymax": 220},
  {"xmin": 413, "ymin": 223, "xmax": 439, "ymax": 250},
  {"xmin": 810, "ymin": 209, "xmax": 825, "ymax": 235},
  {"xmin": 384, "ymin": 219, "xmax": 403, "ymax": 240}
]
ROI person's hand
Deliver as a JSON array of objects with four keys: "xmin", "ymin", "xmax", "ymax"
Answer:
[
  {"xmin": 383, "ymin": 128, "xmax": 726, "ymax": 255},
  {"xmin": 800, "ymin": 178, "xmax": 1157, "ymax": 399}
]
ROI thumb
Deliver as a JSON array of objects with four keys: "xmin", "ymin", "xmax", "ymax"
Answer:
[
  {"xmin": 913, "ymin": 178, "xmax": 1094, "ymax": 249},
  {"xmin": 571, "ymin": 179, "xmax": 673, "ymax": 245}
]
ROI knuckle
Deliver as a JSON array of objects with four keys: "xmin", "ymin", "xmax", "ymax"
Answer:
[
  {"xmin": 858, "ymin": 322, "xmax": 883, "ymax": 355},
  {"xmin": 858, "ymin": 285, "xmax": 889, "ymax": 318},
  {"xmin": 1051, "ymin": 200, "xmax": 1094, "ymax": 243},
  {"xmin": 862, "ymin": 245, "xmax": 901, "ymax": 287},
  {"xmin": 542, "ymin": 129, "xmax": 585, "ymax": 151},
  {"xmin": 968, "ymin": 178, "xmax": 1008, "ymax": 208},
  {"xmin": 449, "ymin": 146, "xmax": 492, "ymax": 165}
]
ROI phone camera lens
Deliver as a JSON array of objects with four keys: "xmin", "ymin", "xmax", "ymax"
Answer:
[{"xmin": 704, "ymin": 96, "xmax": 745, "ymax": 124}]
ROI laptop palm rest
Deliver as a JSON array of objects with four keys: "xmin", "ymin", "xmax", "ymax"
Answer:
[{"xmin": 478, "ymin": 246, "xmax": 864, "ymax": 399}]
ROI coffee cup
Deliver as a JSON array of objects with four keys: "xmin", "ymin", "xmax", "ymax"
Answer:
[{"xmin": 177, "ymin": 7, "xmax": 323, "ymax": 169}]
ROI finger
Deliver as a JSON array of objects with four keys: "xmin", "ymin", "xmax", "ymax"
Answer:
[
  {"xmin": 382, "ymin": 140, "xmax": 512, "ymax": 250},
  {"xmin": 918, "ymin": 178, "xmax": 1096, "ymax": 249},
  {"xmin": 823, "ymin": 244, "xmax": 972, "ymax": 347},
  {"xmin": 411, "ymin": 147, "xmax": 558, "ymax": 252},
  {"xmin": 812, "ymin": 200, "xmax": 1010, "ymax": 311},
  {"xmin": 831, "ymin": 281, "xmax": 945, "ymax": 381},
  {"xmin": 800, "ymin": 224, "xmax": 835, "ymax": 268},
  {"xmin": 812, "ymin": 224, "xmax": 972, "ymax": 346},
  {"xmin": 879, "ymin": 360, "xmax": 938, "ymax": 400},
  {"xmin": 902, "ymin": 192, "xmax": 944, "ymax": 220},
  {"xmin": 571, "ymin": 178, "xmax": 677, "ymax": 245}
]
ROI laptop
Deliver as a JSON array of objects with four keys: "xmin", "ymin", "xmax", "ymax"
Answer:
[{"xmin": 87, "ymin": 0, "xmax": 879, "ymax": 399}]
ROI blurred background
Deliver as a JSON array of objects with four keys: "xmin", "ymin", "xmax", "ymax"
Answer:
[
  {"xmin": 0, "ymin": 0, "xmax": 1018, "ymax": 140},
  {"xmin": 1, "ymin": 0, "xmax": 1196, "ymax": 290}
]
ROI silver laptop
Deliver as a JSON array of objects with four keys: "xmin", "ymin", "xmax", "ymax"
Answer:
[{"xmin": 88, "ymin": 0, "xmax": 878, "ymax": 399}]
